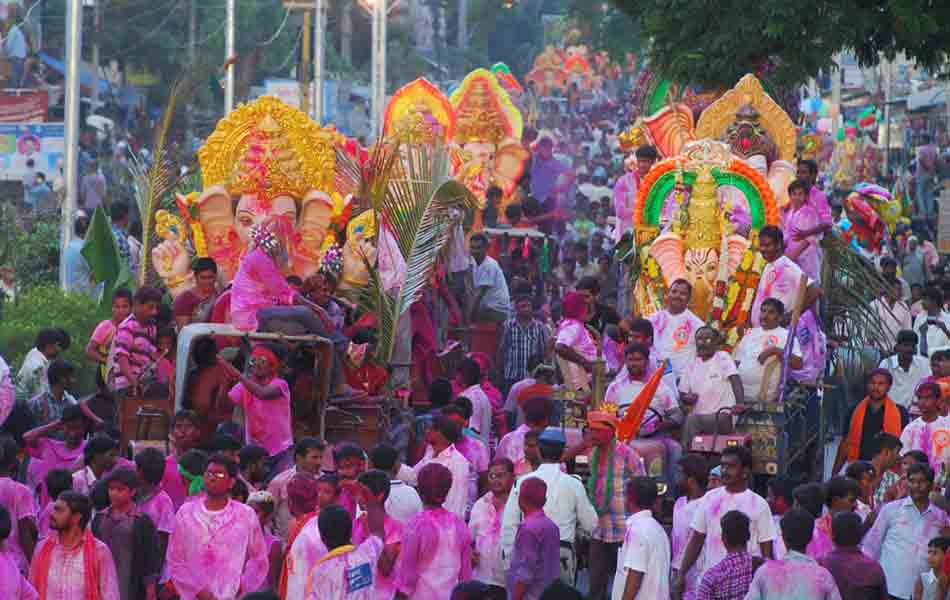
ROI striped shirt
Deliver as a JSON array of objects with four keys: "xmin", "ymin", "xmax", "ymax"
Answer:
[
  {"xmin": 109, "ymin": 314, "xmax": 158, "ymax": 391},
  {"xmin": 499, "ymin": 318, "xmax": 549, "ymax": 382}
]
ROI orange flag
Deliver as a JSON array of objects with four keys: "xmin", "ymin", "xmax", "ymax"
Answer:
[{"xmin": 617, "ymin": 359, "xmax": 669, "ymax": 442}]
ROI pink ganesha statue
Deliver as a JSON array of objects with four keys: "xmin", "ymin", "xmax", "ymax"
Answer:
[{"xmin": 151, "ymin": 97, "xmax": 345, "ymax": 297}]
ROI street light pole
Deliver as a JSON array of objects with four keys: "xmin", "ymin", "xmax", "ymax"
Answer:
[
  {"xmin": 313, "ymin": 0, "xmax": 325, "ymax": 121},
  {"xmin": 371, "ymin": 0, "xmax": 387, "ymax": 138},
  {"xmin": 61, "ymin": 0, "xmax": 83, "ymax": 290},
  {"xmin": 225, "ymin": 0, "xmax": 236, "ymax": 113}
]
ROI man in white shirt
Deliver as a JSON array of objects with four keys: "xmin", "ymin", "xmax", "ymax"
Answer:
[
  {"xmin": 15, "ymin": 328, "xmax": 63, "ymax": 405},
  {"xmin": 751, "ymin": 225, "xmax": 822, "ymax": 327},
  {"xmin": 458, "ymin": 357, "xmax": 492, "ymax": 445},
  {"xmin": 912, "ymin": 285, "xmax": 950, "ymax": 356},
  {"xmin": 468, "ymin": 232, "xmax": 510, "ymax": 323},
  {"xmin": 734, "ymin": 298, "xmax": 803, "ymax": 402},
  {"xmin": 612, "ymin": 477, "xmax": 671, "ymax": 600},
  {"xmin": 648, "ymin": 279, "xmax": 705, "ymax": 379},
  {"xmin": 501, "ymin": 427, "xmax": 597, "ymax": 584},
  {"xmin": 870, "ymin": 279, "xmax": 913, "ymax": 350},
  {"xmin": 408, "ymin": 415, "xmax": 471, "ymax": 519},
  {"xmin": 879, "ymin": 330, "xmax": 932, "ymax": 415},
  {"xmin": 673, "ymin": 446, "xmax": 777, "ymax": 597},
  {"xmin": 679, "ymin": 326, "xmax": 744, "ymax": 448}
]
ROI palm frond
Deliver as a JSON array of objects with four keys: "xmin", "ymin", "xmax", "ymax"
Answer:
[
  {"xmin": 136, "ymin": 63, "xmax": 215, "ymax": 286},
  {"xmin": 348, "ymin": 142, "xmax": 476, "ymax": 365},
  {"xmin": 822, "ymin": 234, "xmax": 896, "ymax": 378}
]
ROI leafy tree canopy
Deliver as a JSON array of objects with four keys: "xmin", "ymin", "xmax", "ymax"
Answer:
[{"xmin": 607, "ymin": 0, "xmax": 950, "ymax": 88}]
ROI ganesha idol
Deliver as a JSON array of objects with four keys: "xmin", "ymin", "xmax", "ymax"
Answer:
[
  {"xmin": 449, "ymin": 69, "xmax": 530, "ymax": 223},
  {"xmin": 632, "ymin": 139, "xmax": 781, "ymax": 341},
  {"xmin": 630, "ymin": 74, "xmax": 797, "ymax": 211},
  {"xmin": 151, "ymin": 96, "xmax": 344, "ymax": 297}
]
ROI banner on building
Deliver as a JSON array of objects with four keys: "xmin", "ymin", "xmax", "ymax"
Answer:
[
  {"xmin": 0, "ymin": 90, "xmax": 48, "ymax": 122},
  {"xmin": 0, "ymin": 122, "xmax": 63, "ymax": 181}
]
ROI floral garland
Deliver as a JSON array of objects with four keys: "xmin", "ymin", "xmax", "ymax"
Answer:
[{"xmin": 586, "ymin": 441, "xmax": 616, "ymax": 516}]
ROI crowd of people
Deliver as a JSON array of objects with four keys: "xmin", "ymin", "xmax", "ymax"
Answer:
[{"xmin": 3, "ymin": 86, "xmax": 950, "ymax": 600}]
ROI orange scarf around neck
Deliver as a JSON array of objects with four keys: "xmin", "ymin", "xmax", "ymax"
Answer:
[
  {"xmin": 33, "ymin": 529, "xmax": 101, "ymax": 600},
  {"xmin": 848, "ymin": 396, "xmax": 902, "ymax": 462}
]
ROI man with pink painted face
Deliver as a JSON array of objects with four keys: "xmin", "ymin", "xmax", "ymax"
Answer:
[{"xmin": 673, "ymin": 446, "xmax": 777, "ymax": 600}]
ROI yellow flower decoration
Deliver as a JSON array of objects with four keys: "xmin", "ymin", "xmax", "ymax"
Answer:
[{"xmin": 155, "ymin": 210, "xmax": 187, "ymax": 242}]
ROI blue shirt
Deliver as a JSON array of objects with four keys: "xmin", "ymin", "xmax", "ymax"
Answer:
[{"xmin": 862, "ymin": 498, "xmax": 950, "ymax": 599}]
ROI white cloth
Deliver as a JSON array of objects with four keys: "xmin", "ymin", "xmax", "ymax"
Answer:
[
  {"xmin": 649, "ymin": 309, "xmax": 705, "ymax": 378},
  {"xmin": 409, "ymin": 444, "xmax": 471, "ymax": 519},
  {"xmin": 679, "ymin": 351, "xmax": 739, "ymax": 415},
  {"xmin": 913, "ymin": 311, "xmax": 950, "ymax": 356},
  {"xmin": 3, "ymin": 25, "xmax": 27, "ymax": 59},
  {"xmin": 470, "ymin": 255, "xmax": 511, "ymax": 315},
  {"xmin": 16, "ymin": 348, "xmax": 50, "ymax": 399},
  {"xmin": 671, "ymin": 496, "xmax": 703, "ymax": 596},
  {"xmin": 899, "ymin": 415, "xmax": 950, "ymax": 470},
  {"xmin": 469, "ymin": 492, "xmax": 506, "ymax": 586},
  {"xmin": 690, "ymin": 487, "xmax": 778, "ymax": 579},
  {"xmin": 286, "ymin": 517, "xmax": 329, "ymax": 600},
  {"xmin": 870, "ymin": 298, "xmax": 913, "ymax": 350},
  {"xmin": 500, "ymin": 463, "xmax": 598, "ymax": 566},
  {"xmin": 303, "ymin": 536, "xmax": 384, "ymax": 600},
  {"xmin": 751, "ymin": 255, "xmax": 813, "ymax": 327},
  {"xmin": 879, "ymin": 354, "xmax": 932, "ymax": 412},
  {"xmin": 734, "ymin": 326, "xmax": 800, "ymax": 401},
  {"xmin": 610, "ymin": 510, "xmax": 671, "ymax": 600},
  {"xmin": 385, "ymin": 480, "xmax": 423, "ymax": 525}
]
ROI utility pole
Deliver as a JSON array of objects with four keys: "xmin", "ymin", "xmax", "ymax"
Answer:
[
  {"xmin": 301, "ymin": 9, "xmax": 312, "ymax": 115},
  {"xmin": 61, "ymin": 0, "xmax": 83, "ymax": 290},
  {"xmin": 186, "ymin": 0, "xmax": 197, "ymax": 143},
  {"xmin": 313, "ymin": 0, "xmax": 325, "ymax": 121},
  {"xmin": 370, "ymin": 0, "xmax": 387, "ymax": 138},
  {"xmin": 90, "ymin": 0, "xmax": 100, "ymax": 108},
  {"xmin": 457, "ymin": 0, "xmax": 467, "ymax": 51},
  {"xmin": 225, "ymin": 0, "xmax": 236, "ymax": 114}
]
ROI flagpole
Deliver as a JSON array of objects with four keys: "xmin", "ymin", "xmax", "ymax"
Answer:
[{"xmin": 60, "ymin": 0, "xmax": 83, "ymax": 290}]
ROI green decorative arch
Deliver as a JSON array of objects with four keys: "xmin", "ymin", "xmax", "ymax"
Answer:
[{"xmin": 642, "ymin": 168, "xmax": 768, "ymax": 230}]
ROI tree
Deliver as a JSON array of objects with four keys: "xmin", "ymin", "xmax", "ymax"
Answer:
[{"xmin": 610, "ymin": 0, "xmax": 950, "ymax": 88}]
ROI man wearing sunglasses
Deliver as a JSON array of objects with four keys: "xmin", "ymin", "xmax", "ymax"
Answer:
[{"xmin": 166, "ymin": 454, "xmax": 269, "ymax": 600}]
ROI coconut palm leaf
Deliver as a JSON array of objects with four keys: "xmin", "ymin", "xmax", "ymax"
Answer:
[
  {"xmin": 822, "ymin": 234, "xmax": 896, "ymax": 378},
  {"xmin": 348, "ymin": 141, "xmax": 476, "ymax": 364},
  {"xmin": 134, "ymin": 64, "xmax": 215, "ymax": 286}
]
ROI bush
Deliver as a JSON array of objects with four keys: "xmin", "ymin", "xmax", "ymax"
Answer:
[
  {"xmin": 0, "ymin": 285, "xmax": 110, "ymax": 395},
  {"xmin": 0, "ymin": 215, "xmax": 61, "ymax": 290}
]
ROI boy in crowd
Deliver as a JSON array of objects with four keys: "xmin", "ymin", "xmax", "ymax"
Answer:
[
  {"xmin": 613, "ymin": 477, "xmax": 670, "ymax": 600},
  {"xmin": 394, "ymin": 463, "xmax": 473, "ymax": 599},
  {"xmin": 508, "ymin": 477, "xmax": 560, "ymax": 600},
  {"xmin": 351, "ymin": 469, "xmax": 404, "ymax": 600},
  {"xmin": 268, "ymin": 436, "xmax": 326, "ymax": 542},
  {"xmin": 696, "ymin": 510, "xmax": 759, "ymax": 600},
  {"xmin": 133, "ymin": 447, "xmax": 175, "ymax": 561},
  {"xmin": 91, "ymin": 468, "xmax": 161, "ymax": 600},
  {"xmin": 915, "ymin": 537, "xmax": 950, "ymax": 600}
]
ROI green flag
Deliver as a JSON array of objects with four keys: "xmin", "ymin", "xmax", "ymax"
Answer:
[{"xmin": 81, "ymin": 206, "xmax": 133, "ymax": 305}]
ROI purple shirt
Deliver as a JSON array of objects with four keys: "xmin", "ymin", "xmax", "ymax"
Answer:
[
  {"xmin": 230, "ymin": 248, "xmax": 297, "ymax": 331},
  {"xmin": 507, "ymin": 510, "xmax": 561, "ymax": 600},
  {"xmin": 818, "ymin": 547, "xmax": 887, "ymax": 600},
  {"xmin": 696, "ymin": 551, "xmax": 755, "ymax": 600}
]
